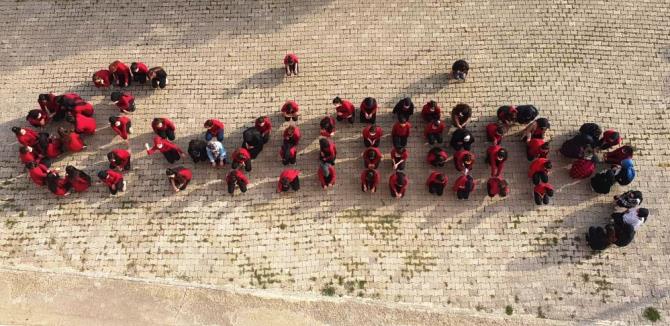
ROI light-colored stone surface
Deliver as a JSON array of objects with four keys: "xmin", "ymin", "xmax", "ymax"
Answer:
[{"xmin": 0, "ymin": 0, "xmax": 669, "ymax": 324}]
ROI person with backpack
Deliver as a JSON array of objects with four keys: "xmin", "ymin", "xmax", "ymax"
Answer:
[{"xmin": 359, "ymin": 97, "xmax": 378, "ymax": 123}]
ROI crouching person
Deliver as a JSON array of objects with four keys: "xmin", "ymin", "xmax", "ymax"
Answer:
[
  {"xmin": 166, "ymin": 167, "xmax": 192, "ymax": 193},
  {"xmin": 226, "ymin": 169, "xmax": 249, "ymax": 196},
  {"xmin": 98, "ymin": 169, "xmax": 126, "ymax": 195}
]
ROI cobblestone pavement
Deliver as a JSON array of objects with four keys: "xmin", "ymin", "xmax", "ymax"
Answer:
[{"xmin": 0, "ymin": 0, "xmax": 668, "ymax": 324}]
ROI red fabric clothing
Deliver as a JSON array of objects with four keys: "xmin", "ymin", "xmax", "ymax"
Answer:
[
  {"xmin": 528, "ymin": 158, "xmax": 551, "ymax": 178},
  {"xmin": 112, "ymin": 116, "xmax": 132, "ymax": 140},
  {"xmin": 533, "ymin": 183, "xmax": 554, "ymax": 196},
  {"xmin": 421, "ymin": 103, "xmax": 441, "ymax": 121},
  {"xmin": 70, "ymin": 175, "xmax": 91, "ymax": 192},
  {"xmin": 527, "ymin": 138, "xmax": 549, "ymax": 159},
  {"xmin": 51, "ymin": 177, "xmax": 71, "ymax": 196},
  {"xmin": 176, "ymin": 168, "xmax": 192, "ymax": 182},
  {"xmin": 277, "ymin": 169, "xmax": 300, "ymax": 192},
  {"xmin": 531, "ymin": 125, "xmax": 546, "ymax": 138},
  {"xmin": 206, "ymin": 119, "xmax": 224, "ymax": 136},
  {"xmin": 45, "ymin": 138, "xmax": 62, "ymax": 158},
  {"xmin": 232, "ymin": 148, "xmax": 251, "ymax": 164},
  {"xmin": 486, "ymin": 123, "xmax": 503, "ymax": 145},
  {"xmin": 320, "ymin": 140, "xmax": 337, "ymax": 162},
  {"xmin": 28, "ymin": 164, "xmax": 49, "ymax": 186},
  {"xmin": 16, "ymin": 128, "xmax": 39, "ymax": 147},
  {"xmin": 605, "ymin": 147, "xmax": 633, "ymax": 165},
  {"xmin": 64, "ymin": 132, "xmax": 85, "ymax": 152},
  {"xmin": 147, "ymin": 136, "xmax": 183, "ymax": 155},
  {"xmin": 360, "ymin": 99, "xmax": 378, "ymax": 115},
  {"xmin": 152, "ymin": 118, "xmax": 176, "ymax": 133},
  {"xmin": 26, "ymin": 109, "xmax": 50, "ymax": 127},
  {"xmin": 19, "ymin": 150, "xmax": 37, "ymax": 164},
  {"xmin": 389, "ymin": 174, "xmax": 408, "ymax": 196},
  {"xmin": 423, "ymin": 121, "xmax": 445, "ymax": 138},
  {"xmin": 103, "ymin": 170, "xmax": 124, "ymax": 187},
  {"xmin": 363, "ymin": 147, "xmax": 382, "ymax": 168},
  {"xmin": 110, "ymin": 61, "xmax": 131, "ymax": 85},
  {"xmin": 226, "ymin": 169, "xmax": 249, "ymax": 185},
  {"xmin": 391, "ymin": 148, "xmax": 408, "ymax": 163},
  {"xmin": 487, "ymin": 145, "xmax": 506, "ymax": 177},
  {"xmin": 320, "ymin": 116, "xmax": 336, "ymax": 137},
  {"xmin": 392, "ymin": 122, "xmax": 411, "ymax": 138},
  {"xmin": 71, "ymin": 102, "xmax": 94, "ymax": 117},
  {"xmin": 116, "ymin": 93, "xmax": 135, "ymax": 113},
  {"xmin": 497, "ymin": 106, "xmax": 517, "ymax": 124},
  {"xmin": 570, "ymin": 159, "xmax": 595, "ymax": 179},
  {"xmin": 73, "ymin": 114, "xmax": 96, "ymax": 135},
  {"xmin": 335, "ymin": 100, "xmax": 355, "ymax": 118},
  {"xmin": 132, "ymin": 62, "xmax": 149, "ymax": 74},
  {"xmin": 283, "ymin": 127, "xmax": 301, "ymax": 145},
  {"xmin": 255, "ymin": 117, "xmax": 272, "ymax": 135},
  {"xmin": 360, "ymin": 169, "xmax": 380, "ymax": 189},
  {"xmin": 283, "ymin": 53, "xmax": 299, "ymax": 65},
  {"xmin": 426, "ymin": 172, "xmax": 448, "ymax": 187},
  {"xmin": 486, "ymin": 177, "xmax": 508, "ymax": 197},
  {"xmin": 279, "ymin": 145, "xmax": 297, "ymax": 160},
  {"xmin": 453, "ymin": 175, "xmax": 475, "ymax": 192},
  {"xmin": 39, "ymin": 93, "xmax": 59, "ymax": 113},
  {"xmin": 281, "ymin": 100, "xmax": 300, "ymax": 115},
  {"xmin": 111, "ymin": 149, "xmax": 131, "ymax": 169},
  {"xmin": 427, "ymin": 148, "xmax": 448, "ymax": 165},
  {"xmin": 93, "ymin": 70, "xmax": 112, "ymax": 88},
  {"xmin": 362, "ymin": 126, "xmax": 382, "ymax": 145},
  {"xmin": 317, "ymin": 165, "xmax": 337, "ymax": 186},
  {"xmin": 601, "ymin": 129, "xmax": 622, "ymax": 147},
  {"xmin": 453, "ymin": 149, "xmax": 475, "ymax": 172}
]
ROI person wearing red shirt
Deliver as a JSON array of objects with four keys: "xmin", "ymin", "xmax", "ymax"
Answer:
[
  {"xmin": 362, "ymin": 124, "xmax": 382, "ymax": 148},
  {"xmin": 277, "ymin": 169, "xmax": 300, "ymax": 193},
  {"xmin": 486, "ymin": 145, "xmax": 507, "ymax": 177},
  {"xmin": 65, "ymin": 165, "xmax": 91, "ymax": 193},
  {"xmin": 109, "ymin": 60, "xmax": 131, "ymax": 87},
  {"xmin": 529, "ymin": 158, "xmax": 552, "ymax": 185},
  {"xmin": 281, "ymin": 100, "xmax": 300, "ymax": 121},
  {"xmin": 68, "ymin": 101, "xmax": 94, "ymax": 117},
  {"xmin": 389, "ymin": 171, "xmax": 408, "ymax": 199},
  {"xmin": 98, "ymin": 169, "xmax": 126, "ymax": 195},
  {"xmin": 453, "ymin": 174, "xmax": 475, "ymax": 200},
  {"xmin": 526, "ymin": 138, "xmax": 549, "ymax": 161},
  {"xmin": 131, "ymin": 61, "xmax": 150, "ymax": 84},
  {"xmin": 497, "ymin": 105, "xmax": 517, "ymax": 126},
  {"xmin": 12, "ymin": 127, "xmax": 39, "ymax": 147},
  {"xmin": 453, "ymin": 149, "xmax": 475, "ymax": 174},
  {"xmin": 67, "ymin": 113, "xmax": 96, "ymax": 135},
  {"xmin": 451, "ymin": 104, "xmax": 472, "ymax": 129},
  {"xmin": 487, "ymin": 177, "xmax": 509, "ymax": 198},
  {"xmin": 110, "ymin": 116, "xmax": 132, "ymax": 141},
  {"xmin": 363, "ymin": 147, "xmax": 382, "ymax": 169},
  {"xmin": 426, "ymin": 172, "xmax": 448, "ymax": 196},
  {"xmin": 319, "ymin": 138, "xmax": 337, "ymax": 165},
  {"xmin": 486, "ymin": 122, "xmax": 505, "ymax": 145},
  {"xmin": 26, "ymin": 109, "xmax": 50, "ymax": 128},
  {"xmin": 360, "ymin": 168, "xmax": 380, "ymax": 193},
  {"xmin": 390, "ymin": 147, "xmax": 408, "ymax": 171},
  {"xmin": 226, "ymin": 169, "xmax": 249, "ymax": 195},
  {"xmin": 26, "ymin": 161, "xmax": 49, "ymax": 186},
  {"xmin": 231, "ymin": 147, "xmax": 252, "ymax": 172},
  {"xmin": 44, "ymin": 136, "xmax": 63, "ymax": 159},
  {"xmin": 279, "ymin": 143, "xmax": 297, "ymax": 165},
  {"xmin": 424, "ymin": 119, "xmax": 445, "ymax": 145},
  {"xmin": 166, "ymin": 167, "xmax": 192, "ymax": 192},
  {"xmin": 151, "ymin": 117, "xmax": 176, "ymax": 140},
  {"xmin": 333, "ymin": 96, "xmax": 355, "ymax": 124},
  {"xmin": 427, "ymin": 147, "xmax": 449, "ymax": 167},
  {"xmin": 255, "ymin": 116, "xmax": 272, "ymax": 144},
  {"xmin": 92, "ymin": 69, "xmax": 113, "ymax": 88},
  {"xmin": 421, "ymin": 100, "xmax": 441, "ymax": 122},
  {"xmin": 283, "ymin": 125, "xmax": 301, "ymax": 146},
  {"xmin": 604, "ymin": 145, "xmax": 633, "ymax": 165},
  {"xmin": 317, "ymin": 163, "xmax": 336, "ymax": 189},
  {"xmin": 46, "ymin": 171, "xmax": 71, "ymax": 197},
  {"xmin": 320, "ymin": 116, "xmax": 336, "ymax": 137},
  {"xmin": 598, "ymin": 130, "xmax": 622, "ymax": 150},
  {"xmin": 359, "ymin": 97, "xmax": 378, "ymax": 124},
  {"xmin": 284, "ymin": 53, "xmax": 299, "ymax": 76},
  {"xmin": 58, "ymin": 127, "xmax": 86, "ymax": 153},
  {"xmin": 19, "ymin": 146, "xmax": 47, "ymax": 166},
  {"xmin": 108, "ymin": 149, "xmax": 131, "ymax": 171},
  {"xmin": 145, "ymin": 136, "xmax": 184, "ymax": 164},
  {"xmin": 204, "ymin": 119, "xmax": 224, "ymax": 142},
  {"xmin": 534, "ymin": 182, "xmax": 555, "ymax": 205},
  {"xmin": 522, "ymin": 118, "xmax": 550, "ymax": 142},
  {"xmin": 111, "ymin": 91, "xmax": 136, "ymax": 113},
  {"xmin": 392, "ymin": 118, "xmax": 411, "ymax": 149}
]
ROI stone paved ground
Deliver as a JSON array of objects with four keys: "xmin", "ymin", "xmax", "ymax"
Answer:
[{"xmin": 0, "ymin": 0, "xmax": 668, "ymax": 324}]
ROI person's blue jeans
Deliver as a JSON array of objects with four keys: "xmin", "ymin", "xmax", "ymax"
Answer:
[{"xmin": 205, "ymin": 130, "xmax": 224, "ymax": 142}]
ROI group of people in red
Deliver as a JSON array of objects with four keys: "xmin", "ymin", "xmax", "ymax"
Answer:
[{"xmin": 14, "ymin": 59, "xmax": 169, "ymax": 196}]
